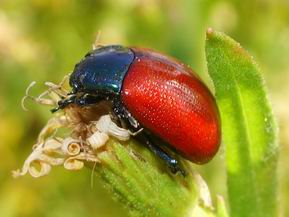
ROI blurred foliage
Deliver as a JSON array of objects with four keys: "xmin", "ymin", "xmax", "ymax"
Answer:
[{"xmin": 0, "ymin": 0, "xmax": 288, "ymax": 217}]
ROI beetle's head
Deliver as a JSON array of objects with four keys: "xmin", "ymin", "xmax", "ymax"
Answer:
[{"xmin": 69, "ymin": 66, "xmax": 83, "ymax": 95}]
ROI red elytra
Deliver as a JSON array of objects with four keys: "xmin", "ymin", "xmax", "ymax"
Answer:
[{"xmin": 121, "ymin": 48, "xmax": 221, "ymax": 164}]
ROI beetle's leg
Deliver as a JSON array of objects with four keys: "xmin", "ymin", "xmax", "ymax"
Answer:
[
  {"xmin": 112, "ymin": 99, "xmax": 141, "ymax": 133},
  {"xmin": 112, "ymin": 98, "xmax": 185, "ymax": 176},
  {"xmin": 74, "ymin": 94, "xmax": 106, "ymax": 106},
  {"xmin": 52, "ymin": 94, "xmax": 106, "ymax": 113},
  {"xmin": 134, "ymin": 131, "xmax": 186, "ymax": 176},
  {"xmin": 51, "ymin": 95, "xmax": 77, "ymax": 113}
]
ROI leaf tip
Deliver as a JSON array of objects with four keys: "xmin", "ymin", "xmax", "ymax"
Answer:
[
  {"xmin": 205, "ymin": 28, "xmax": 228, "ymax": 46},
  {"xmin": 205, "ymin": 29, "xmax": 253, "ymax": 61},
  {"xmin": 206, "ymin": 28, "xmax": 225, "ymax": 38},
  {"xmin": 206, "ymin": 27, "xmax": 214, "ymax": 36},
  {"xmin": 206, "ymin": 28, "xmax": 229, "ymax": 43}
]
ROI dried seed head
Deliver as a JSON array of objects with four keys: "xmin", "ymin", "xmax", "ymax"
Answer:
[
  {"xmin": 96, "ymin": 115, "xmax": 131, "ymax": 141},
  {"xmin": 14, "ymin": 78, "xmax": 129, "ymax": 177},
  {"xmin": 87, "ymin": 131, "xmax": 109, "ymax": 149},
  {"xmin": 61, "ymin": 138, "xmax": 81, "ymax": 156},
  {"xmin": 64, "ymin": 158, "xmax": 84, "ymax": 170}
]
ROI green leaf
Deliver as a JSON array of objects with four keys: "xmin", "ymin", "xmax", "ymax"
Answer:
[
  {"xmin": 95, "ymin": 140, "xmax": 199, "ymax": 217},
  {"xmin": 205, "ymin": 29, "xmax": 278, "ymax": 217},
  {"xmin": 92, "ymin": 139, "xmax": 224, "ymax": 217}
]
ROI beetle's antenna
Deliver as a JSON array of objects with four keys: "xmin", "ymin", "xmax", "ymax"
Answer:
[
  {"xmin": 50, "ymin": 95, "xmax": 76, "ymax": 113},
  {"xmin": 92, "ymin": 30, "xmax": 102, "ymax": 50},
  {"xmin": 50, "ymin": 106, "xmax": 60, "ymax": 113}
]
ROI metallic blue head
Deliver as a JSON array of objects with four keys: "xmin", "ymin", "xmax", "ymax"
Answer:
[{"xmin": 69, "ymin": 45, "xmax": 134, "ymax": 95}]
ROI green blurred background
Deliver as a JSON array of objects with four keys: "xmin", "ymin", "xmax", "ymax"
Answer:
[{"xmin": 0, "ymin": 0, "xmax": 288, "ymax": 216}]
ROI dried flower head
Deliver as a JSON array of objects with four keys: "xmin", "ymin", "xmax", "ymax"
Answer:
[{"xmin": 14, "ymin": 77, "xmax": 134, "ymax": 178}]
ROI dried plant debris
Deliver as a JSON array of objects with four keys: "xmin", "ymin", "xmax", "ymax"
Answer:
[{"xmin": 13, "ymin": 76, "xmax": 135, "ymax": 178}]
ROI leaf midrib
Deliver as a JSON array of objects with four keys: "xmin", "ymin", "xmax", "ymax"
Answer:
[{"xmin": 224, "ymin": 48, "xmax": 261, "ymax": 215}]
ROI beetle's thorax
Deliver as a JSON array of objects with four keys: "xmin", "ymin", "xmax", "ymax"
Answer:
[{"xmin": 69, "ymin": 45, "xmax": 135, "ymax": 96}]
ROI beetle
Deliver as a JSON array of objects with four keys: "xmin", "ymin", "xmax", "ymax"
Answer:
[{"xmin": 52, "ymin": 45, "xmax": 221, "ymax": 175}]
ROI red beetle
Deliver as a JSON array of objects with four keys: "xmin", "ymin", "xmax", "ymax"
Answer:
[{"xmin": 53, "ymin": 45, "xmax": 221, "ymax": 174}]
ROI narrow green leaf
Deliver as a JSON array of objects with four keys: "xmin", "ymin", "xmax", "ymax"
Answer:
[{"xmin": 205, "ymin": 29, "xmax": 278, "ymax": 217}]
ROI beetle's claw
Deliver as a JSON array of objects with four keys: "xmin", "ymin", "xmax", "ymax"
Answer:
[
  {"xmin": 168, "ymin": 160, "xmax": 187, "ymax": 177},
  {"xmin": 50, "ymin": 107, "xmax": 60, "ymax": 113},
  {"xmin": 179, "ymin": 168, "xmax": 187, "ymax": 177}
]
